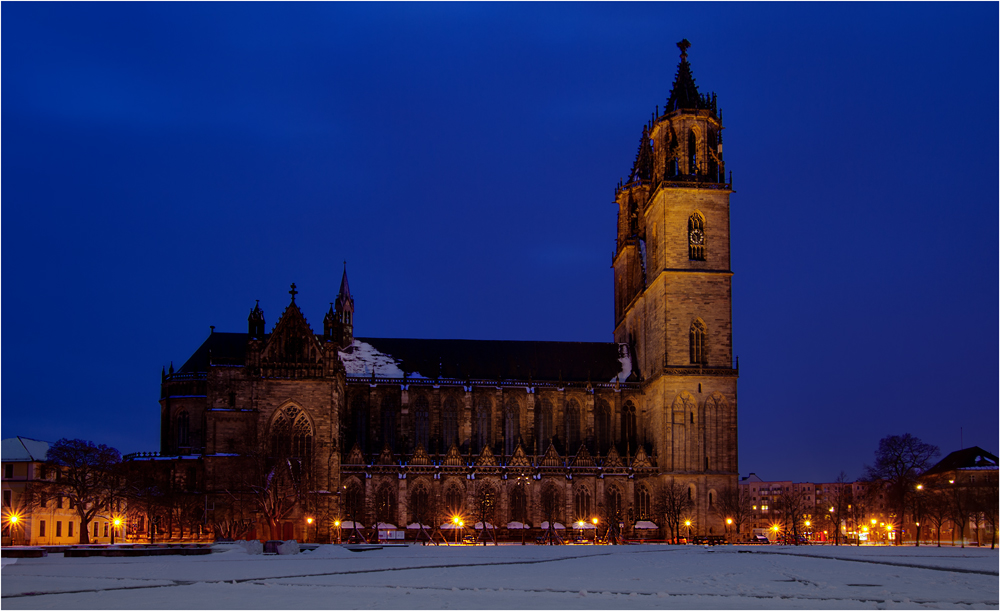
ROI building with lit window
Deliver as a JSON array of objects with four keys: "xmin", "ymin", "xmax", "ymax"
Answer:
[{"xmin": 1, "ymin": 437, "xmax": 122, "ymax": 546}]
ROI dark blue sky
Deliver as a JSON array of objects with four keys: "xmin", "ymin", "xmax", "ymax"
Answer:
[{"xmin": 3, "ymin": 3, "xmax": 997, "ymax": 483}]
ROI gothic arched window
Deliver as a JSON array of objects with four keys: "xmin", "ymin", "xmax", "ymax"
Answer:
[
  {"xmin": 344, "ymin": 482, "xmax": 364, "ymax": 522},
  {"xmin": 410, "ymin": 486, "xmax": 430, "ymax": 525},
  {"xmin": 414, "ymin": 395, "xmax": 430, "ymax": 451},
  {"xmin": 542, "ymin": 486, "xmax": 562, "ymax": 523},
  {"xmin": 177, "ymin": 411, "xmax": 190, "ymax": 448},
  {"xmin": 606, "ymin": 487, "xmax": 623, "ymax": 520},
  {"xmin": 351, "ymin": 395, "xmax": 368, "ymax": 454},
  {"xmin": 574, "ymin": 487, "xmax": 592, "ymax": 521},
  {"xmin": 510, "ymin": 485, "xmax": 528, "ymax": 524},
  {"xmin": 595, "ymin": 400, "xmax": 612, "ymax": 455},
  {"xmin": 380, "ymin": 395, "xmax": 398, "ymax": 452},
  {"xmin": 375, "ymin": 485, "xmax": 396, "ymax": 525},
  {"xmin": 442, "ymin": 397, "xmax": 459, "ymax": 450},
  {"xmin": 688, "ymin": 212, "xmax": 705, "ymax": 261},
  {"xmin": 504, "ymin": 400, "xmax": 520, "ymax": 456},
  {"xmin": 536, "ymin": 398, "xmax": 553, "ymax": 451},
  {"xmin": 270, "ymin": 405, "xmax": 313, "ymax": 461},
  {"xmin": 635, "ymin": 486, "xmax": 652, "ymax": 520},
  {"xmin": 445, "ymin": 486, "xmax": 464, "ymax": 515},
  {"xmin": 690, "ymin": 319, "xmax": 707, "ymax": 365},
  {"xmin": 474, "ymin": 397, "xmax": 492, "ymax": 453},
  {"xmin": 622, "ymin": 401, "xmax": 637, "ymax": 450},
  {"xmin": 566, "ymin": 399, "xmax": 581, "ymax": 454}
]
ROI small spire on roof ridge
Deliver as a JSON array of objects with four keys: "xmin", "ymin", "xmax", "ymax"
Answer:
[{"xmin": 288, "ymin": 282, "xmax": 298, "ymax": 303}]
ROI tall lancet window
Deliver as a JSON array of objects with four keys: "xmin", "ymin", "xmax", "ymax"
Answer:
[
  {"xmin": 688, "ymin": 130, "xmax": 697, "ymax": 175},
  {"xmin": 688, "ymin": 212, "xmax": 705, "ymax": 261},
  {"xmin": 690, "ymin": 318, "xmax": 707, "ymax": 365},
  {"xmin": 177, "ymin": 411, "xmax": 190, "ymax": 448},
  {"xmin": 504, "ymin": 400, "xmax": 520, "ymax": 456},
  {"xmin": 475, "ymin": 397, "xmax": 492, "ymax": 453},
  {"xmin": 442, "ymin": 397, "xmax": 459, "ymax": 450},
  {"xmin": 414, "ymin": 395, "xmax": 430, "ymax": 451}
]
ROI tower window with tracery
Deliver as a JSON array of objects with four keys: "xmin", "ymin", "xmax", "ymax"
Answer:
[
  {"xmin": 270, "ymin": 405, "xmax": 313, "ymax": 462},
  {"xmin": 688, "ymin": 212, "xmax": 705, "ymax": 261},
  {"xmin": 177, "ymin": 411, "xmax": 190, "ymax": 448},
  {"xmin": 690, "ymin": 319, "xmax": 707, "ymax": 365}
]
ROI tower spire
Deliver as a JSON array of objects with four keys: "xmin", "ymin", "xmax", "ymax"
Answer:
[{"xmin": 665, "ymin": 39, "xmax": 701, "ymax": 113}]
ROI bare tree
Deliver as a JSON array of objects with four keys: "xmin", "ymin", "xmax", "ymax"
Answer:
[
  {"xmin": 713, "ymin": 486, "xmax": 752, "ymax": 541},
  {"xmin": 46, "ymin": 439, "xmax": 122, "ymax": 544},
  {"xmin": 823, "ymin": 473, "xmax": 853, "ymax": 545},
  {"xmin": 864, "ymin": 434, "xmax": 939, "ymax": 545},
  {"xmin": 661, "ymin": 481, "xmax": 693, "ymax": 544},
  {"xmin": 919, "ymin": 484, "xmax": 948, "ymax": 547},
  {"xmin": 972, "ymin": 473, "xmax": 998, "ymax": 549},
  {"xmin": 774, "ymin": 487, "xmax": 807, "ymax": 544}
]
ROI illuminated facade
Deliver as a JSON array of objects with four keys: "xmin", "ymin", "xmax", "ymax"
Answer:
[{"xmin": 136, "ymin": 41, "xmax": 739, "ymax": 544}]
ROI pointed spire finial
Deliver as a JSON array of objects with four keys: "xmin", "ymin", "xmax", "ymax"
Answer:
[
  {"xmin": 677, "ymin": 39, "xmax": 691, "ymax": 61},
  {"xmin": 289, "ymin": 282, "xmax": 298, "ymax": 302}
]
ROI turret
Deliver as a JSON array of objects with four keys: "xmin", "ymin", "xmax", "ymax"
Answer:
[{"xmin": 248, "ymin": 300, "xmax": 265, "ymax": 339}]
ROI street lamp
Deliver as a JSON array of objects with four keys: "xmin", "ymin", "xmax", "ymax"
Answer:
[
  {"xmin": 725, "ymin": 517, "xmax": 733, "ymax": 543},
  {"xmin": 306, "ymin": 517, "xmax": 314, "ymax": 543},
  {"xmin": 112, "ymin": 516, "xmax": 123, "ymax": 545},
  {"xmin": 592, "ymin": 517, "xmax": 599, "ymax": 545},
  {"xmin": 770, "ymin": 524, "xmax": 779, "ymax": 544},
  {"xmin": 334, "ymin": 520, "xmax": 342, "ymax": 544},
  {"xmin": 685, "ymin": 520, "xmax": 692, "ymax": 544}
]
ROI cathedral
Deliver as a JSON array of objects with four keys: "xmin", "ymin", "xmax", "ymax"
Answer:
[{"xmin": 143, "ymin": 41, "xmax": 738, "ymax": 544}]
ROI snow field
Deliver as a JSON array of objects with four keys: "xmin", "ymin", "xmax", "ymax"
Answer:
[{"xmin": 2, "ymin": 544, "xmax": 996, "ymax": 609}]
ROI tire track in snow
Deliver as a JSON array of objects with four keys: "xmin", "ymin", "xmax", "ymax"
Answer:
[{"xmin": 743, "ymin": 549, "xmax": 999, "ymax": 576}]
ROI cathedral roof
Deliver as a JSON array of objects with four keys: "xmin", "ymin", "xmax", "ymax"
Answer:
[{"xmin": 177, "ymin": 332, "xmax": 631, "ymax": 383}]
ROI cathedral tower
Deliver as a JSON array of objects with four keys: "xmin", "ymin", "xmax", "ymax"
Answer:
[{"xmin": 613, "ymin": 40, "xmax": 738, "ymax": 529}]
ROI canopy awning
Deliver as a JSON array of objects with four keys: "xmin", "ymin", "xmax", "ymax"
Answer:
[
  {"xmin": 540, "ymin": 521, "xmax": 566, "ymax": 530},
  {"xmin": 405, "ymin": 523, "xmax": 433, "ymax": 530},
  {"xmin": 375, "ymin": 522, "xmax": 397, "ymax": 530},
  {"xmin": 506, "ymin": 521, "xmax": 531, "ymax": 530},
  {"xmin": 634, "ymin": 520, "xmax": 659, "ymax": 529},
  {"xmin": 339, "ymin": 521, "xmax": 364, "ymax": 529},
  {"xmin": 570, "ymin": 522, "xmax": 597, "ymax": 530},
  {"xmin": 473, "ymin": 522, "xmax": 495, "ymax": 530}
]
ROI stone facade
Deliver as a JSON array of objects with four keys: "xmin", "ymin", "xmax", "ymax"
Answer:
[{"xmin": 135, "ymin": 41, "xmax": 739, "ymax": 544}]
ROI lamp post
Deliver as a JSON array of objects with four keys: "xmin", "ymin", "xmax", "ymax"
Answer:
[
  {"xmin": 685, "ymin": 520, "xmax": 692, "ymax": 544},
  {"xmin": 451, "ymin": 515, "xmax": 461, "ymax": 545},
  {"xmin": 592, "ymin": 517, "xmax": 599, "ymax": 545},
  {"xmin": 726, "ymin": 518, "xmax": 733, "ymax": 544},
  {"xmin": 306, "ymin": 517, "xmax": 314, "ymax": 544},
  {"xmin": 770, "ymin": 524, "xmax": 779, "ymax": 544},
  {"xmin": 334, "ymin": 520, "xmax": 342, "ymax": 544},
  {"xmin": 914, "ymin": 484, "xmax": 923, "ymax": 547},
  {"xmin": 871, "ymin": 518, "xmax": 877, "ymax": 545},
  {"xmin": 112, "ymin": 516, "xmax": 122, "ymax": 545}
]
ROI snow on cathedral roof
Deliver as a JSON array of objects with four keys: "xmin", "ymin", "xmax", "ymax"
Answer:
[{"xmin": 176, "ymin": 332, "xmax": 633, "ymax": 384}]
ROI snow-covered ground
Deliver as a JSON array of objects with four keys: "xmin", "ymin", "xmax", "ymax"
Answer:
[{"xmin": 2, "ymin": 544, "xmax": 996, "ymax": 609}]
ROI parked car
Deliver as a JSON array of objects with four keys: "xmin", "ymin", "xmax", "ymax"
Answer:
[
  {"xmin": 462, "ymin": 534, "xmax": 478, "ymax": 545},
  {"xmin": 748, "ymin": 535, "xmax": 769, "ymax": 544}
]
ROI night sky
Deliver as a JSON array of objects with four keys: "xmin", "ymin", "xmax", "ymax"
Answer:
[{"xmin": 3, "ymin": 3, "xmax": 996, "ymax": 483}]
